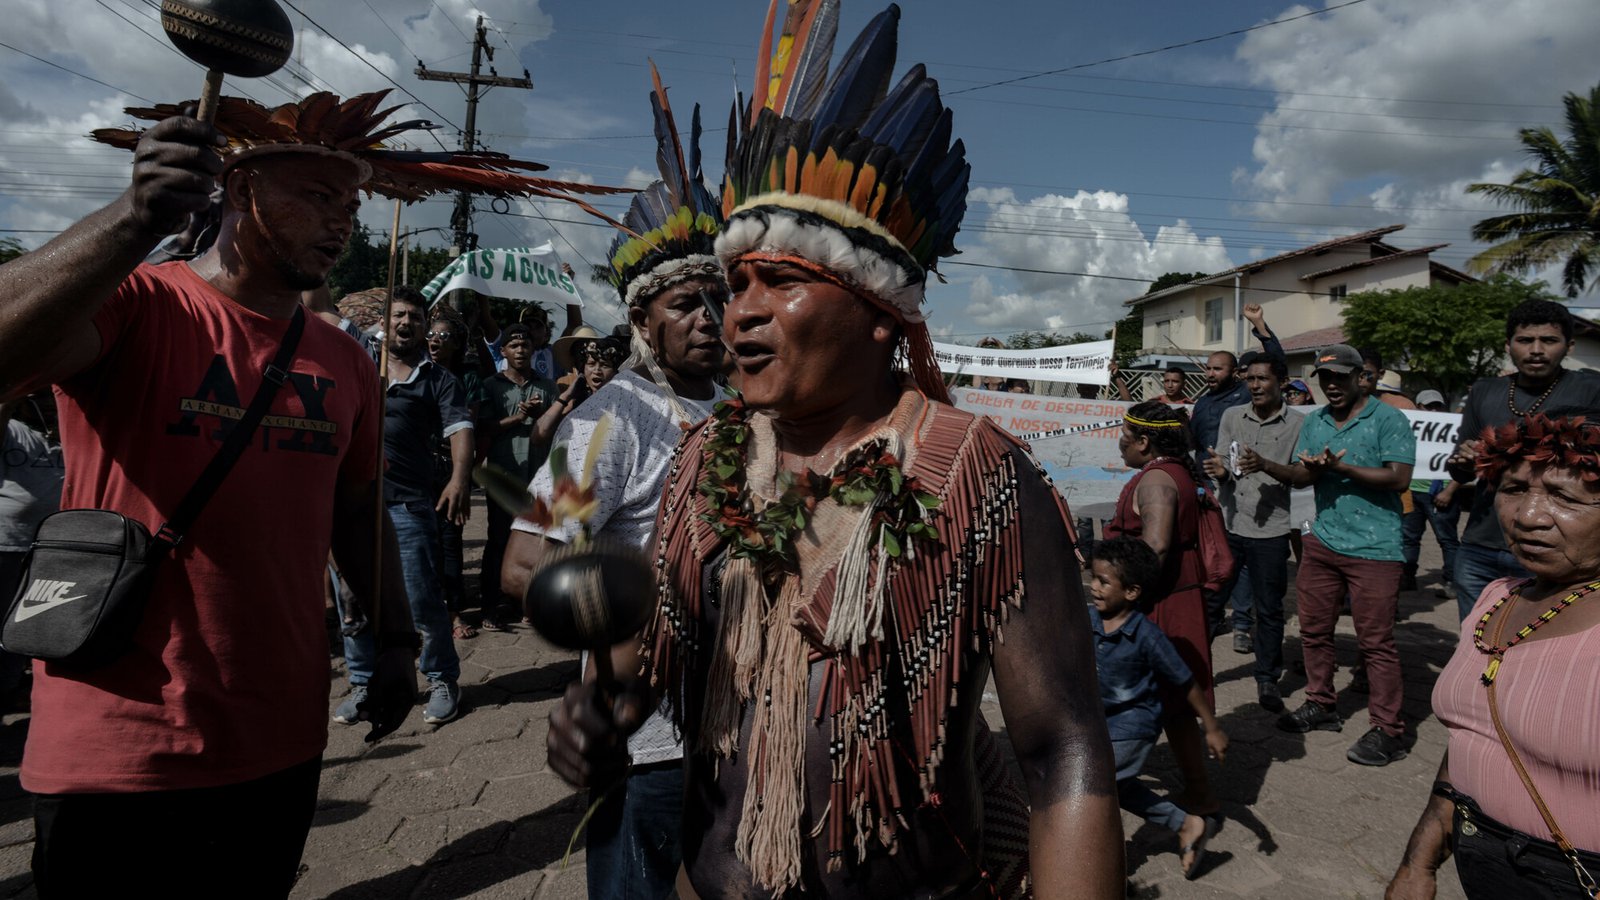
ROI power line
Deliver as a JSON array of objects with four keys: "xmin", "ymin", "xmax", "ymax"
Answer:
[
  {"xmin": 279, "ymin": 0, "xmax": 458, "ymax": 151},
  {"xmin": 0, "ymin": 41, "xmax": 152, "ymax": 103},
  {"xmin": 947, "ymin": 0, "xmax": 1374, "ymax": 97}
]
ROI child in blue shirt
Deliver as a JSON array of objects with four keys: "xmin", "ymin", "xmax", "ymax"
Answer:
[{"xmin": 1089, "ymin": 537, "xmax": 1230, "ymax": 880}]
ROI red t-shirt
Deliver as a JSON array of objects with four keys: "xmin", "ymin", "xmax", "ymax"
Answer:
[{"xmin": 22, "ymin": 263, "xmax": 381, "ymax": 794}]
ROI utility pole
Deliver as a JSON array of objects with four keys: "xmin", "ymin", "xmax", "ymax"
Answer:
[{"xmin": 416, "ymin": 16, "xmax": 532, "ymax": 254}]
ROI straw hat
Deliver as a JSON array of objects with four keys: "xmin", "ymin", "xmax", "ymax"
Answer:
[{"xmin": 553, "ymin": 325, "xmax": 606, "ymax": 370}]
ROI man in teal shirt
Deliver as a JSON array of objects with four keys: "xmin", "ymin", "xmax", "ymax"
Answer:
[{"xmin": 1252, "ymin": 344, "xmax": 1415, "ymax": 767}]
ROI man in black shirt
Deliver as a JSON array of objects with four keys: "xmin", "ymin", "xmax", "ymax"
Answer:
[
  {"xmin": 335, "ymin": 287, "xmax": 475, "ymax": 725},
  {"xmin": 1448, "ymin": 299, "xmax": 1600, "ymax": 619}
]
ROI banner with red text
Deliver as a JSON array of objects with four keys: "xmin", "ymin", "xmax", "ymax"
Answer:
[
  {"xmin": 950, "ymin": 387, "xmax": 1142, "ymax": 513},
  {"xmin": 950, "ymin": 387, "xmax": 1464, "ymax": 514}
]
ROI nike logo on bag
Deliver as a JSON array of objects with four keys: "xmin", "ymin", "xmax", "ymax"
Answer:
[{"xmin": 14, "ymin": 579, "xmax": 87, "ymax": 622}]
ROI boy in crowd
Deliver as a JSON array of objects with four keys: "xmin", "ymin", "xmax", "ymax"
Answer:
[
  {"xmin": 1088, "ymin": 537, "xmax": 1229, "ymax": 880},
  {"xmin": 476, "ymin": 323, "xmax": 557, "ymax": 625}
]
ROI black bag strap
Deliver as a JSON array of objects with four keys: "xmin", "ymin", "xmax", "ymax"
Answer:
[{"xmin": 153, "ymin": 307, "xmax": 306, "ymax": 552}]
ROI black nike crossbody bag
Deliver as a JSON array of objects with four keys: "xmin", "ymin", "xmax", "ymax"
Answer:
[{"xmin": 1, "ymin": 308, "xmax": 305, "ymax": 668}]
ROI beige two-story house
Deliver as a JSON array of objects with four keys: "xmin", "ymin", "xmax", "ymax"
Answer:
[{"xmin": 1125, "ymin": 224, "xmax": 1476, "ymax": 376}]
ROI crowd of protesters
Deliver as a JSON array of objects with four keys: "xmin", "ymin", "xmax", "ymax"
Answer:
[{"xmin": 0, "ymin": 29, "xmax": 1593, "ymax": 896}]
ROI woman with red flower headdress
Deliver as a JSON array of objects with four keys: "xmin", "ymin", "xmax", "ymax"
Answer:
[{"xmin": 1388, "ymin": 414, "xmax": 1600, "ymax": 899}]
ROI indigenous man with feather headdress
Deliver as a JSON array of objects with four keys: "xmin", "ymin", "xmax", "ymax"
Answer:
[
  {"xmin": 0, "ymin": 92, "xmax": 626, "ymax": 896},
  {"xmin": 544, "ymin": 4, "xmax": 1124, "ymax": 898},
  {"xmin": 502, "ymin": 63, "xmax": 728, "ymax": 900}
]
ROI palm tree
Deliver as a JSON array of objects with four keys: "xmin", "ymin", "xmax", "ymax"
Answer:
[{"xmin": 1467, "ymin": 83, "xmax": 1600, "ymax": 298}]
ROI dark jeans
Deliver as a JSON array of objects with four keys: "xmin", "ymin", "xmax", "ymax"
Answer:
[
  {"xmin": 1455, "ymin": 541, "xmax": 1532, "ymax": 622},
  {"xmin": 342, "ymin": 501, "xmax": 460, "ymax": 685},
  {"xmin": 1222, "ymin": 532, "xmax": 1290, "ymax": 685},
  {"xmin": 1296, "ymin": 534, "xmax": 1404, "ymax": 736},
  {"xmin": 33, "ymin": 755, "xmax": 322, "ymax": 899},
  {"xmin": 586, "ymin": 761, "xmax": 684, "ymax": 900},
  {"xmin": 1112, "ymin": 738, "xmax": 1186, "ymax": 833},
  {"xmin": 435, "ymin": 507, "xmax": 466, "ymax": 616},
  {"xmin": 482, "ymin": 502, "xmax": 515, "ymax": 616},
  {"xmin": 1454, "ymin": 793, "xmax": 1600, "ymax": 900},
  {"xmin": 1402, "ymin": 489, "xmax": 1462, "ymax": 583}
]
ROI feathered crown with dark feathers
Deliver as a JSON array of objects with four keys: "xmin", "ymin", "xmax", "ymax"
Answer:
[
  {"xmin": 90, "ymin": 90, "xmax": 632, "ymax": 223},
  {"xmin": 604, "ymin": 64, "xmax": 724, "ymax": 307},
  {"xmin": 716, "ymin": 0, "xmax": 969, "ymax": 399}
]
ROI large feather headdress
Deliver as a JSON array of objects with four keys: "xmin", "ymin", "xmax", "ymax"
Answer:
[
  {"xmin": 90, "ymin": 90, "xmax": 632, "ymax": 222},
  {"xmin": 717, "ymin": 0, "xmax": 970, "ymax": 401},
  {"xmin": 604, "ymin": 64, "xmax": 724, "ymax": 308}
]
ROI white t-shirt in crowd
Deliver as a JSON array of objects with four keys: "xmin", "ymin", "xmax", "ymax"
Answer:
[{"xmin": 515, "ymin": 369, "xmax": 721, "ymax": 765}]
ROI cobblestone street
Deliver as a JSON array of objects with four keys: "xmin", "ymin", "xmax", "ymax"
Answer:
[{"xmin": 0, "ymin": 496, "xmax": 1469, "ymax": 898}]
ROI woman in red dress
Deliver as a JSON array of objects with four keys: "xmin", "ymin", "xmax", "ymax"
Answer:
[{"xmin": 1105, "ymin": 401, "xmax": 1220, "ymax": 819}]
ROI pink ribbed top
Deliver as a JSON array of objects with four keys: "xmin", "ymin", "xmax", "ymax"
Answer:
[{"xmin": 1433, "ymin": 577, "xmax": 1600, "ymax": 851}]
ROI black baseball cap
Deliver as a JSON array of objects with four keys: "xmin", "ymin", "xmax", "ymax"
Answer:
[{"xmin": 1312, "ymin": 344, "xmax": 1363, "ymax": 375}]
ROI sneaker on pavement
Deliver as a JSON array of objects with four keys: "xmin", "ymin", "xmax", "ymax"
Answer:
[
  {"xmin": 1232, "ymin": 630, "xmax": 1253, "ymax": 654},
  {"xmin": 1257, "ymin": 681, "xmax": 1285, "ymax": 714},
  {"xmin": 423, "ymin": 680, "xmax": 461, "ymax": 724},
  {"xmin": 1347, "ymin": 727, "xmax": 1407, "ymax": 766},
  {"xmin": 333, "ymin": 684, "xmax": 368, "ymax": 724},
  {"xmin": 1435, "ymin": 583, "xmax": 1458, "ymax": 600},
  {"xmin": 1277, "ymin": 700, "xmax": 1342, "ymax": 733}
]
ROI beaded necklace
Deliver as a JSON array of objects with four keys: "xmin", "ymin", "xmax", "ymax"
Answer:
[
  {"xmin": 1473, "ymin": 578, "xmax": 1600, "ymax": 685},
  {"xmin": 1507, "ymin": 371, "xmax": 1563, "ymax": 418}
]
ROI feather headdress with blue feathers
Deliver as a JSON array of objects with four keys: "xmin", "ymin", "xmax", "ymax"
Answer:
[
  {"xmin": 604, "ymin": 63, "xmax": 725, "ymax": 307},
  {"xmin": 716, "ymin": 0, "xmax": 969, "ymax": 401}
]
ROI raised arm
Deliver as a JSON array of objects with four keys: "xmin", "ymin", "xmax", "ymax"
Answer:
[
  {"xmin": 992, "ymin": 454, "xmax": 1123, "ymax": 899},
  {"xmin": 1243, "ymin": 303, "xmax": 1284, "ymax": 358},
  {"xmin": 0, "ymin": 116, "xmax": 223, "ymax": 397}
]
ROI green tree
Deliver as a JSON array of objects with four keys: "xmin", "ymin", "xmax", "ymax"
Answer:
[
  {"xmin": 1466, "ymin": 83, "xmax": 1600, "ymax": 298},
  {"xmin": 1111, "ymin": 306, "xmax": 1142, "ymax": 365},
  {"xmin": 1004, "ymin": 329, "xmax": 1099, "ymax": 349},
  {"xmin": 1145, "ymin": 271, "xmax": 1210, "ymax": 295},
  {"xmin": 1340, "ymin": 275, "xmax": 1561, "ymax": 397},
  {"xmin": 326, "ymin": 222, "xmax": 388, "ymax": 300},
  {"xmin": 0, "ymin": 237, "xmax": 25, "ymax": 264}
]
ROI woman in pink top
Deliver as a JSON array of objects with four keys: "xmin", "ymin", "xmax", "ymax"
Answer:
[{"xmin": 1387, "ymin": 414, "xmax": 1600, "ymax": 900}]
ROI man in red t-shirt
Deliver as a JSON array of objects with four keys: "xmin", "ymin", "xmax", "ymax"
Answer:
[{"xmin": 0, "ymin": 115, "xmax": 418, "ymax": 896}]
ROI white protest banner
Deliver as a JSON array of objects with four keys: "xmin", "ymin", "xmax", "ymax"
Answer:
[
  {"xmin": 932, "ymin": 339, "xmax": 1113, "ymax": 386},
  {"xmin": 419, "ymin": 243, "xmax": 585, "ymax": 309},
  {"xmin": 1405, "ymin": 409, "xmax": 1464, "ymax": 479},
  {"xmin": 953, "ymin": 387, "xmax": 1465, "ymax": 512},
  {"xmin": 951, "ymin": 387, "xmax": 1140, "ymax": 511}
]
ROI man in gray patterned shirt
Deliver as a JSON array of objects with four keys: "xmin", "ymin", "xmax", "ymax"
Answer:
[{"xmin": 1201, "ymin": 351, "xmax": 1302, "ymax": 714}]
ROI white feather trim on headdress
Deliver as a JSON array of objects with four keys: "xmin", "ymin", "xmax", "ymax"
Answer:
[
  {"xmin": 714, "ymin": 204, "xmax": 926, "ymax": 323},
  {"xmin": 623, "ymin": 254, "xmax": 723, "ymax": 308}
]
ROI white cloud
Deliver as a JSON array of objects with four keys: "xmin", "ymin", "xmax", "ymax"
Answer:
[
  {"xmin": 941, "ymin": 187, "xmax": 1233, "ymax": 334},
  {"xmin": 1230, "ymin": 0, "xmax": 1600, "ymax": 268}
]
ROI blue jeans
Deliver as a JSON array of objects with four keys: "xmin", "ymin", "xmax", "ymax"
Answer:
[
  {"xmin": 586, "ymin": 762, "xmax": 684, "ymax": 900},
  {"xmin": 1403, "ymin": 490, "xmax": 1462, "ymax": 583},
  {"xmin": 1222, "ymin": 532, "xmax": 1290, "ymax": 685},
  {"xmin": 1112, "ymin": 738, "xmax": 1186, "ymax": 833},
  {"xmin": 1454, "ymin": 541, "xmax": 1531, "ymax": 622},
  {"xmin": 342, "ymin": 501, "xmax": 460, "ymax": 685}
]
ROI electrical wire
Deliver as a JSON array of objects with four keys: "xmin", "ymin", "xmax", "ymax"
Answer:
[
  {"xmin": 946, "ymin": 0, "xmax": 1374, "ymax": 97},
  {"xmin": 0, "ymin": 41, "xmax": 152, "ymax": 103}
]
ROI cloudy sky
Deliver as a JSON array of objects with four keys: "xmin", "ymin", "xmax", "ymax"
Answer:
[{"xmin": 2, "ymin": 0, "xmax": 1596, "ymax": 339}]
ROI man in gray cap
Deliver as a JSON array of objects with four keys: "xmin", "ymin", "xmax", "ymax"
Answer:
[{"xmin": 1251, "ymin": 345, "xmax": 1416, "ymax": 766}]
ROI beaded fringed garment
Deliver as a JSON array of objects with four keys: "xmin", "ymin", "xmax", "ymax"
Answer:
[{"xmin": 644, "ymin": 386, "xmax": 1048, "ymax": 897}]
